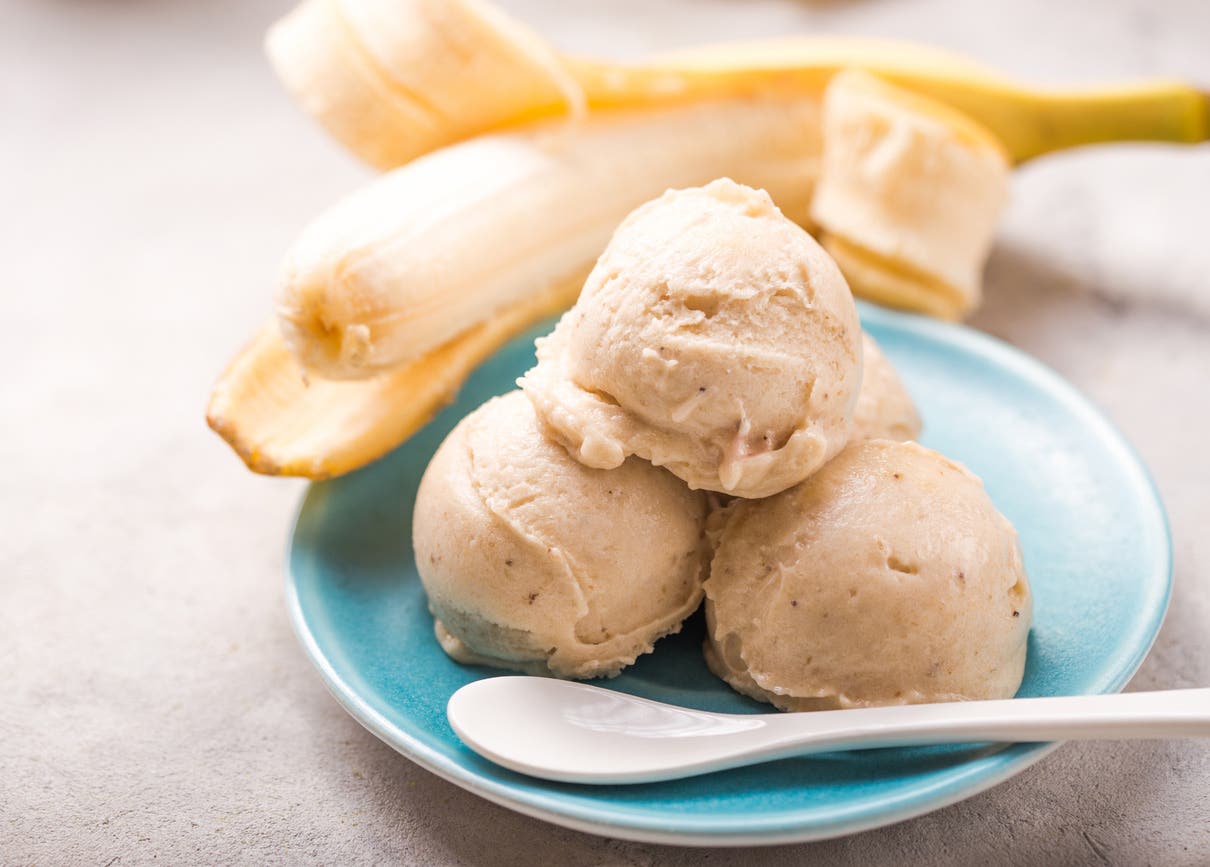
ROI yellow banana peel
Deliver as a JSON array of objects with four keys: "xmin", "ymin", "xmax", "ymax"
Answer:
[
  {"xmin": 608, "ymin": 38, "xmax": 1209, "ymax": 163},
  {"xmin": 207, "ymin": 274, "xmax": 582, "ymax": 479},
  {"xmin": 269, "ymin": 0, "xmax": 1208, "ymax": 169}
]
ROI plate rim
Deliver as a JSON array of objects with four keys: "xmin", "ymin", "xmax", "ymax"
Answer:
[{"xmin": 284, "ymin": 303, "xmax": 1172, "ymax": 846}]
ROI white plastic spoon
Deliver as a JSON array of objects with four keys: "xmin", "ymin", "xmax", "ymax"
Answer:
[{"xmin": 447, "ymin": 676, "xmax": 1210, "ymax": 784}]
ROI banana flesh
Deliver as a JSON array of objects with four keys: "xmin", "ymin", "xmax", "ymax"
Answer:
[
  {"xmin": 266, "ymin": 0, "xmax": 584, "ymax": 170},
  {"xmin": 811, "ymin": 70, "xmax": 1011, "ymax": 320},
  {"xmin": 268, "ymin": 0, "xmax": 1209, "ymax": 169},
  {"xmin": 207, "ymin": 275, "xmax": 581, "ymax": 479},
  {"xmin": 276, "ymin": 98, "xmax": 822, "ymax": 380}
]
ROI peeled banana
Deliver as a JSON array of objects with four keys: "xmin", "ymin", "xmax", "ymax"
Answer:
[
  {"xmin": 268, "ymin": 0, "xmax": 1209, "ymax": 169},
  {"xmin": 277, "ymin": 98, "xmax": 822, "ymax": 380}
]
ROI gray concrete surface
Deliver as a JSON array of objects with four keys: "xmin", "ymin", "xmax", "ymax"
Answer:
[{"xmin": 3, "ymin": 0, "xmax": 1208, "ymax": 863}]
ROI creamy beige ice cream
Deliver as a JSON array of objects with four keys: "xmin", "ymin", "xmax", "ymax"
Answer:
[
  {"xmin": 704, "ymin": 439, "xmax": 1031, "ymax": 710},
  {"xmin": 811, "ymin": 70, "xmax": 1010, "ymax": 320},
  {"xmin": 413, "ymin": 390, "xmax": 710, "ymax": 679},
  {"xmin": 852, "ymin": 333, "xmax": 921, "ymax": 442},
  {"xmin": 521, "ymin": 178, "xmax": 862, "ymax": 499}
]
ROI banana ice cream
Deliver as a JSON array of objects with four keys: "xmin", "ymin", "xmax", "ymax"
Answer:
[
  {"xmin": 704, "ymin": 439, "xmax": 1031, "ymax": 710},
  {"xmin": 413, "ymin": 390, "xmax": 710, "ymax": 679},
  {"xmin": 811, "ymin": 70, "xmax": 1010, "ymax": 320},
  {"xmin": 522, "ymin": 178, "xmax": 862, "ymax": 499},
  {"xmin": 852, "ymin": 333, "xmax": 922, "ymax": 442}
]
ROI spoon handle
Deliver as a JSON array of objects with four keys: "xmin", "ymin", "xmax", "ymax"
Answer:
[{"xmin": 765, "ymin": 688, "xmax": 1210, "ymax": 755}]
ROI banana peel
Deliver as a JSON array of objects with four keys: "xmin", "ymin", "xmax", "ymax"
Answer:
[
  {"xmin": 269, "ymin": 0, "xmax": 1209, "ymax": 169},
  {"xmin": 208, "ymin": 274, "xmax": 581, "ymax": 479},
  {"xmin": 616, "ymin": 39, "xmax": 1210, "ymax": 163}
]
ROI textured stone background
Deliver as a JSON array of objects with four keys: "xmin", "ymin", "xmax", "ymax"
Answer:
[{"xmin": 3, "ymin": 0, "xmax": 1208, "ymax": 863}]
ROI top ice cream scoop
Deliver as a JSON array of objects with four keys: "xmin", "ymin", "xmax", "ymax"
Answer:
[{"xmin": 521, "ymin": 178, "xmax": 862, "ymax": 499}]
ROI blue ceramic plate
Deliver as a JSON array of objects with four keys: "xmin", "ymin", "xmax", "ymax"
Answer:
[{"xmin": 287, "ymin": 302, "xmax": 1171, "ymax": 846}]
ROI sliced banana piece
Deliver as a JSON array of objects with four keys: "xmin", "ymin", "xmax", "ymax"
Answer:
[{"xmin": 811, "ymin": 70, "xmax": 1010, "ymax": 320}]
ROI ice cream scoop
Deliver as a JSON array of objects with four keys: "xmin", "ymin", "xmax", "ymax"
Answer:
[
  {"xmin": 413, "ymin": 390, "xmax": 710, "ymax": 679},
  {"xmin": 704, "ymin": 439, "xmax": 1031, "ymax": 710},
  {"xmin": 811, "ymin": 70, "xmax": 1010, "ymax": 319},
  {"xmin": 852, "ymin": 333, "xmax": 922, "ymax": 442},
  {"xmin": 521, "ymin": 178, "xmax": 862, "ymax": 499}
]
